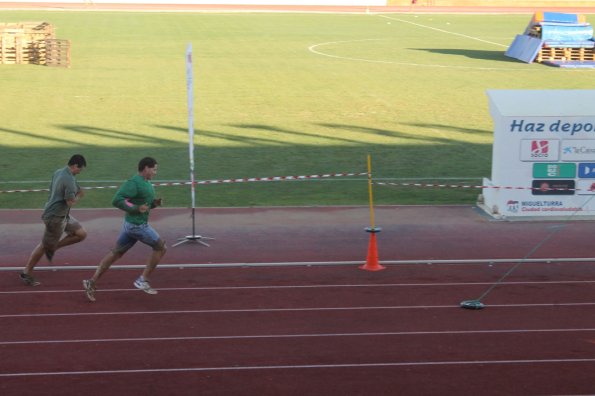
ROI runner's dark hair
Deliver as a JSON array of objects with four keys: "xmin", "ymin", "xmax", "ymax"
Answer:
[
  {"xmin": 68, "ymin": 154, "xmax": 87, "ymax": 168},
  {"xmin": 138, "ymin": 157, "xmax": 157, "ymax": 172}
]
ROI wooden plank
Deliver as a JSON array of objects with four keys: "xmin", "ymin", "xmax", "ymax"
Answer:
[
  {"xmin": 537, "ymin": 46, "xmax": 595, "ymax": 63},
  {"xmin": 44, "ymin": 39, "xmax": 70, "ymax": 67}
]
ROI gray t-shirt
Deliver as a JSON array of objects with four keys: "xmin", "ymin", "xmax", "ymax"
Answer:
[{"xmin": 43, "ymin": 166, "xmax": 80, "ymax": 217}]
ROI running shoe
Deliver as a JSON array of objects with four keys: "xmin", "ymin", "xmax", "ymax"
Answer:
[
  {"xmin": 134, "ymin": 278, "xmax": 158, "ymax": 295},
  {"xmin": 20, "ymin": 273, "xmax": 41, "ymax": 286},
  {"xmin": 82, "ymin": 279, "xmax": 96, "ymax": 302}
]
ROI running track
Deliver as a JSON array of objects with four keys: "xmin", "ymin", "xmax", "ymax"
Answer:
[{"xmin": 2, "ymin": 206, "xmax": 595, "ymax": 395}]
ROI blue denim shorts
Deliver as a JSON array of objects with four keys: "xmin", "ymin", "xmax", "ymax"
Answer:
[{"xmin": 113, "ymin": 222, "xmax": 162, "ymax": 254}]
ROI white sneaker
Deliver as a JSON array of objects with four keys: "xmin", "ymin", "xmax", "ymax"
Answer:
[
  {"xmin": 134, "ymin": 278, "xmax": 158, "ymax": 295},
  {"xmin": 83, "ymin": 279, "xmax": 96, "ymax": 302}
]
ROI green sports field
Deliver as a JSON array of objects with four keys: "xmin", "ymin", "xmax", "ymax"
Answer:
[{"xmin": 1, "ymin": 10, "xmax": 594, "ymax": 209}]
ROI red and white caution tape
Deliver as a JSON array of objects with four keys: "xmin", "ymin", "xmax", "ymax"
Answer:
[
  {"xmin": 374, "ymin": 181, "xmax": 582, "ymax": 192},
  {"xmin": 0, "ymin": 171, "xmax": 367, "ymax": 194}
]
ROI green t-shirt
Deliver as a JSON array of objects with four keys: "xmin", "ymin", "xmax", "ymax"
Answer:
[
  {"xmin": 43, "ymin": 166, "xmax": 80, "ymax": 217},
  {"xmin": 112, "ymin": 174, "xmax": 156, "ymax": 225}
]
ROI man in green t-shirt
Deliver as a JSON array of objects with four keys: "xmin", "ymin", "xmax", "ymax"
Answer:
[
  {"xmin": 83, "ymin": 157, "xmax": 166, "ymax": 301},
  {"xmin": 21, "ymin": 154, "xmax": 87, "ymax": 287}
]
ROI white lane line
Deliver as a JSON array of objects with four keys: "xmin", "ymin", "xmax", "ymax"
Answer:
[
  {"xmin": 0, "ymin": 306, "xmax": 459, "ymax": 318},
  {"xmin": 4, "ymin": 257, "xmax": 595, "ymax": 271},
  {"xmin": 2, "ymin": 328, "xmax": 595, "ymax": 346},
  {"xmin": 3, "ymin": 358, "xmax": 595, "ymax": 377},
  {"xmin": 2, "ymin": 280, "xmax": 595, "ymax": 295},
  {"xmin": 2, "ymin": 302, "xmax": 595, "ymax": 319}
]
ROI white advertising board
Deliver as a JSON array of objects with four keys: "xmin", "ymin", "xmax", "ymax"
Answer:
[{"xmin": 482, "ymin": 90, "xmax": 595, "ymax": 219}]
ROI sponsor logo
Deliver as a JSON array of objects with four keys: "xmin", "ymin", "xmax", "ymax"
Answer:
[
  {"xmin": 533, "ymin": 163, "xmax": 576, "ymax": 178},
  {"xmin": 531, "ymin": 180, "xmax": 575, "ymax": 195},
  {"xmin": 518, "ymin": 200, "xmax": 583, "ymax": 213},
  {"xmin": 560, "ymin": 140, "xmax": 595, "ymax": 161},
  {"xmin": 520, "ymin": 140, "xmax": 560, "ymax": 161},
  {"xmin": 520, "ymin": 201, "xmax": 563, "ymax": 207},
  {"xmin": 532, "ymin": 140, "xmax": 549, "ymax": 155},
  {"xmin": 578, "ymin": 163, "xmax": 595, "ymax": 178},
  {"xmin": 576, "ymin": 180, "xmax": 595, "ymax": 195}
]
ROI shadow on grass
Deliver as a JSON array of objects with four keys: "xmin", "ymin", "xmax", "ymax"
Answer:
[
  {"xmin": 0, "ymin": 121, "xmax": 491, "ymax": 208},
  {"xmin": 59, "ymin": 125, "xmax": 170, "ymax": 145},
  {"xmin": 402, "ymin": 123, "xmax": 492, "ymax": 136},
  {"xmin": 410, "ymin": 48, "xmax": 519, "ymax": 63},
  {"xmin": 318, "ymin": 122, "xmax": 492, "ymax": 141}
]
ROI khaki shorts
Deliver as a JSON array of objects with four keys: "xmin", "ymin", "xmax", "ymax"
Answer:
[{"xmin": 41, "ymin": 215, "xmax": 82, "ymax": 250}]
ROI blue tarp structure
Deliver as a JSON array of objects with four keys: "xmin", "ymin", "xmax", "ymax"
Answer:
[
  {"xmin": 539, "ymin": 23, "xmax": 594, "ymax": 43},
  {"xmin": 505, "ymin": 35, "xmax": 543, "ymax": 63},
  {"xmin": 524, "ymin": 11, "xmax": 581, "ymax": 26},
  {"xmin": 506, "ymin": 11, "xmax": 595, "ymax": 67}
]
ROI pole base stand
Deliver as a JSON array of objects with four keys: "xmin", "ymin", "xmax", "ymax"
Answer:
[{"xmin": 172, "ymin": 235, "xmax": 215, "ymax": 248}]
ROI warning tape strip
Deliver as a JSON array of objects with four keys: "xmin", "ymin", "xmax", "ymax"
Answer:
[
  {"xmin": 0, "ymin": 172, "xmax": 368, "ymax": 194},
  {"xmin": 375, "ymin": 181, "xmax": 588, "ymax": 192}
]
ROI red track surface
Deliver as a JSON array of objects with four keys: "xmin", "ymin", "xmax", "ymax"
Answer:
[
  {"xmin": 2, "ymin": 206, "xmax": 595, "ymax": 395},
  {"xmin": 4, "ymin": 206, "xmax": 595, "ymax": 266}
]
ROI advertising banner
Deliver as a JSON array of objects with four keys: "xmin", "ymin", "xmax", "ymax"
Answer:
[{"xmin": 481, "ymin": 90, "xmax": 595, "ymax": 218}]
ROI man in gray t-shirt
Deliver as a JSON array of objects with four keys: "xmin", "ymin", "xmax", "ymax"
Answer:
[{"xmin": 20, "ymin": 155, "xmax": 88, "ymax": 286}]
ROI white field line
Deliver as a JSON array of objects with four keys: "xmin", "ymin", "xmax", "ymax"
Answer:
[
  {"xmin": 378, "ymin": 14, "xmax": 508, "ymax": 48},
  {"xmin": 3, "ymin": 302, "xmax": 595, "ymax": 319},
  {"xmin": 2, "ymin": 328, "xmax": 595, "ymax": 346},
  {"xmin": 308, "ymin": 14, "xmax": 591, "ymax": 72},
  {"xmin": 308, "ymin": 38, "xmax": 530, "ymax": 71},
  {"xmin": 2, "ymin": 358, "xmax": 595, "ymax": 377},
  {"xmin": 2, "ymin": 279, "xmax": 595, "ymax": 295}
]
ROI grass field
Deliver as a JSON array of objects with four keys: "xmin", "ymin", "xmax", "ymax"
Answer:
[{"xmin": 1, "ymin": 10, "xmax": 594, "ymax": 209}]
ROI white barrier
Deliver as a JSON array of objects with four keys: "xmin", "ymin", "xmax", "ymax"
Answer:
[{"xmin": 481, "ymin": 90, "xmax": 595, "ymax": 219}]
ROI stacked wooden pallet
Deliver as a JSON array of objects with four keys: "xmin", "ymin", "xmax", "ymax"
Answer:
[
  {"xmin": 0, "ymin": 22, "xmax": 70, "ymax": 67},
  {"xmin": 537, "ymin": 46, "xmax": 595, "ymax": 62},
  {"xmin": 506, "ymin": 12, "xmax": 595, "ymax": 68},
  {"xmin": 44, "ymin": 39, "xmax": 71, "ymax": 67}
]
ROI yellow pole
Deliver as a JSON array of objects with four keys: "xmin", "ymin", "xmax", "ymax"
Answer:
[
  {"xmin": 360, "ymin": 154, "xmax": 384, "ymax": 271},
  {"xmin": 367, "ymin": 154, "xmax": 375, "ymax": 229}
]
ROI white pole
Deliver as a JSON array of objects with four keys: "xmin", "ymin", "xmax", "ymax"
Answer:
[
  {"xmin": 186, "ymin": 43, "xmax": 196, "ymax": 210},
  {"xmin": 174, "ymin": 43, "xmax": 214, "ymax": 247}
]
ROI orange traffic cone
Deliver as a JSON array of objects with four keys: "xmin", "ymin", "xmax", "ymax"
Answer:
[{"xmin": 360, "ymin": 227, "xmax": 385, "ymax": 271}]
